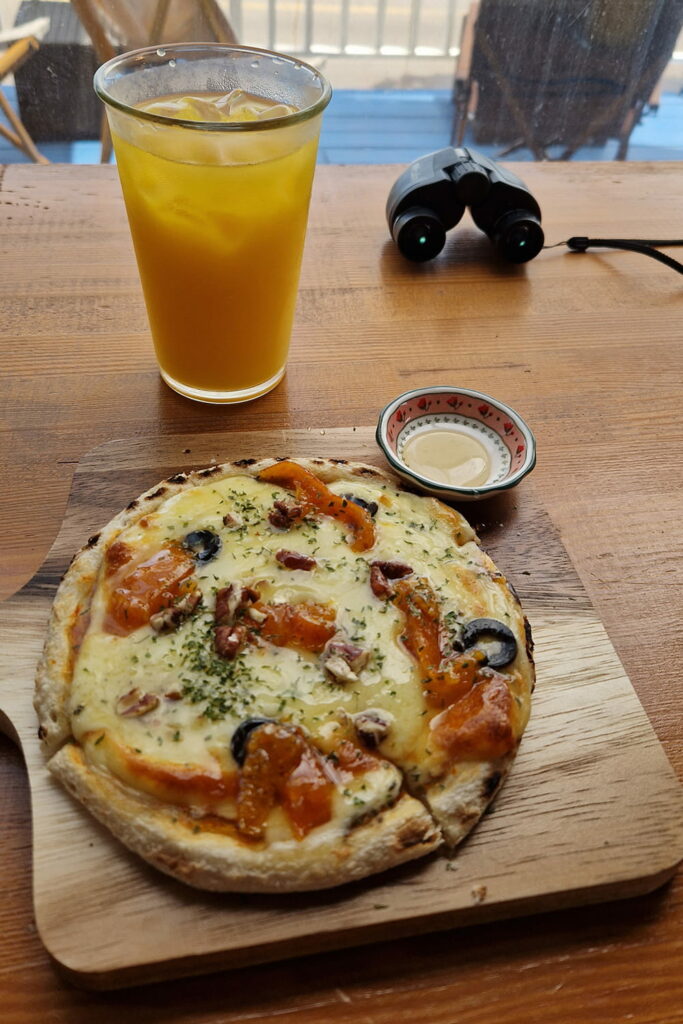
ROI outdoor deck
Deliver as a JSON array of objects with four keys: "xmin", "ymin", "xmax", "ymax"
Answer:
[{"xmin": 2, "ymin": 84, "xmax": 682, "ymax": 165}]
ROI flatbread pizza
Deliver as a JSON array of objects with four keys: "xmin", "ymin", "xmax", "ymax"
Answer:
[{"xmin": 35, "ymin": 457, "xmax": 534, "ymax": 892}]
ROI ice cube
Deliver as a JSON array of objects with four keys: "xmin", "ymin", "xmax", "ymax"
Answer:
[{"xmin": 255, "ymin": 103, "xmax": 295, "ymax": 120}]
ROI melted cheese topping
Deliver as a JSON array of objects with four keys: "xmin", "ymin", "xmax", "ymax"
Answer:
[{"xmin": 70, "ymin": 472, "xmax": 531, "ymax": 837}]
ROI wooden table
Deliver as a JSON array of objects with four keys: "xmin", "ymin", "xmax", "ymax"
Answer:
[{"xmin": 1, "ymin": 160, "xmax": 681, "ymax": 1021}]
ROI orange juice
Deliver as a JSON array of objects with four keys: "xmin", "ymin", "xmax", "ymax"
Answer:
[{"xmin": 109, "ymin": 88, "xmax": 320, "ymax": 402}]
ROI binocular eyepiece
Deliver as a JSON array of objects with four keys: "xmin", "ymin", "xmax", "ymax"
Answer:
[{"xmin": 387, "ymin": 147, "xmax": 544, "ymax": 264}]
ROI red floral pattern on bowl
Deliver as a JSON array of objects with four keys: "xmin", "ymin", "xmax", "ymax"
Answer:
[{"xmin": 376, "ymin": 386, "xmax": 536, "ymax": 501}]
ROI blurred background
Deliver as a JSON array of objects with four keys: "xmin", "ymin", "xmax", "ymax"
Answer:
[{"xmin": 1, "ymin": 0, "xmax": 682, "ymax": 165}]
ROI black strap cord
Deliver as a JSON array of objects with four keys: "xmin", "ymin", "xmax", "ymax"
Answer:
[{"xmin": 549, "ymin": 236, "xmax": 683, "ymax": 274}]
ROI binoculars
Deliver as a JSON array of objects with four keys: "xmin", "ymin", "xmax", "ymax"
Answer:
[{"xmin": 387, "ymin": 146, "xmax": 544, "ymax": 264}]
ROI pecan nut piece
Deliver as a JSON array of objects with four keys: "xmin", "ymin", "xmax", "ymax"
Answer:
[
  {"xmin": 370, "ymin": 563, "xmax": 391, "ymax": 599},
  {"xmin": 323, "ymin": 655, "xmax": 358, "ymax": 684},
  {"xmin": 215, "ymin": 624, "xmax": 247, "ymax": 660},
  {"xmin": 370, "ymin": 560, "xmax": 413, "ymax": 598},
  {"xmin": 149, "ymin": 588, "xmax": 202, "ymax": 633},
  {"xmin": 275, "ymin": 549, "xmax": 317, "ymax": 571},
  {"xmin": 116, "ymin": 688, "xmax": 160, "ymax": 718},
  {"xmin": 374, "ymin": 560, "xmax": 413, "ymax": 579},
  {"xmin": 214, "ymin": 584, "xmax": 258, "ymax": 625},
  {"xmin": 322, "ymin": 638, "xmax": 370, "ymax": 683},
  {"xmin": 268, "ymin": 499, "xmax": 304, "ymax": 530},
  {"xmin": 351, "ymin": 708, "xmax": 393, "ymax": 747}
]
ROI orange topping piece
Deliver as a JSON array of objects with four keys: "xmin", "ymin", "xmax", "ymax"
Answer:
[
  {"xmin": 430, "ymin": 673, "xmax": 515, "ymax": 760},
  {"xmin": 256, "ymin": 601, "xmax": 336, "ymax": 653},
  {"xmin": 282, "ymin": 747, "xmax": 334, "ymax": 839},
  {"xmin": 393, "ymin": 576, "xmax": 443, "ymax": 669},
  {"xmin": 426, "ymin": 651, "xmax": 487, "ymax": 710},
  {"xmin": 236, "ymin": 724, "xmax": 333, "ymax": 840},
  {"xmin": 393, "ymin": 576, "xmax": 487, "ymax": 709},
  {"xmin": 104, "ymin": 543, "xmax": 196, "ymax": 636},
  {"xmin": 104, "ymin": 539, "xmax": 134, "ymax": 576},
  {"xmin": 259, "ymin": 460, "xmax": 375, "ymax": 552}
]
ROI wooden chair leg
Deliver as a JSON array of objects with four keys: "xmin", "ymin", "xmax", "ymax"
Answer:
[
  {"xmin": 199, "ymin": 0, "xmax": 239, "ymax": 44},
  {"xmin": 475, "ymin": 29, "xmax": 545, "ymax": 161},
  {"xmin": 100, "ymin": 110, "xmax": 113, "ymax": 163},
  {"xmin": 615, "ymin": 105, "xmax": 640, "ymax": 162},
  {"xmin": 149, "ymin": 0, "xmax": 171, "ymax": 42},
  {"xmin": 0, "ymin": 88, "xmax": 49, "ymax": 163},
  {"xmin": 0, "ymin": 120, "xmax": 26, "ymax": 150}
]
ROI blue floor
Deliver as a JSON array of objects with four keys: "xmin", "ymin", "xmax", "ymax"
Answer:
[{"xmin": 2, "ymin": 86, "xmax": 682, "ymax": 165}]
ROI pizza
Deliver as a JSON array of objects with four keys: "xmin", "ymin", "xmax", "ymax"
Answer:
[{"xmin": 35, "ymin": 457, "xmax": 534, "ymax": 892}]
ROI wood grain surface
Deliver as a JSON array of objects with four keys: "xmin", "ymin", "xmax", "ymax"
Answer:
[
  {"xmin": 2, "ymin": 428, "xmax": 680, "ymax": 989},
  {"xmin": 1, "ymin": 162, "xmax": 682, "ymax": 1019}
]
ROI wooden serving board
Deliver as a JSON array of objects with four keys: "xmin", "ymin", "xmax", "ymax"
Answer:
[{"xmin": 1, "ymin": 428, "xmax": 682, "ymax": 991}]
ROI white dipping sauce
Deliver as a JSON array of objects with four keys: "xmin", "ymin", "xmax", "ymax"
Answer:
[{"xmin": 402, "ymin": 429, "xmax": 491, "ymax": 487}]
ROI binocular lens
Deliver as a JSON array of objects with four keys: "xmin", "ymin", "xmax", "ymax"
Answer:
[
  {"xmin": 392, "ymin": 207, "xmax": 446, "ymax": 262},
  {"xmin": 494, "ymin": 211, "xmax": 544, "ymax": 263}
]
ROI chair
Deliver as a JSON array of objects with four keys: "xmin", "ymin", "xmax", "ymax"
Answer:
[
  {"xmin": 0, "ymin": 8, "xmax": 50, "ymax": 162},
  {"xmin": 71, "ymin": 0, "xmax": 238, "ymax": 163},
  {"xmin": 452, "ymin": 0, "xmax": 683, "ymax": 160}
]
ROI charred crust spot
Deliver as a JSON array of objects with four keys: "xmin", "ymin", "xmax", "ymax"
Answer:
[
  {"xmin": 507, "ymin": 580, "xmax": 522, "ymax": 605},
  {"xmin": 234, "ymin": 458, "xmax": 257, "ymax": 467},
  {"xmin": 352, "ymin": 466, "xmax": 380, "ymax": 477},
  {"xmin": 330, "ymin": 458, "xmax": 348, "ymax": 464},
  {"xmin": 524, "ymin": 616, "xmax": 535, "ymax": 664},
  {"xmin": 198, "ymin": 466, "xmax": 220, "ymax": 477},
  {"xmin": 397, "ymin": 820, "xmax": 434, "ymax": 849},
  {"xmin": 126, "ymin": 498, "xmax": 139, "ymax": 510},
  {"xmin": 37, "ymin": 725, "xmax": 47, "ymax": 741},
  {"xmin": 167, "ymin": 473, "xmax": 187, "ymax": 484},
  {"xmin": 482, "ymin": 770, "xmax": 502, "ymax": 800},
  {"xmin": 274, "ymin": 456, "xmax": 288, "ymax": 462},
  {"xmin": 86, "ymin": 533, "xmax": 101, "ymax": 548},
  {"xmin": 147, "ymin": 486, "xmax": 167, "ymax": 499},
  {"xmin": 454, "ymin": 808, "xmax": 480, "ymax": 830}
]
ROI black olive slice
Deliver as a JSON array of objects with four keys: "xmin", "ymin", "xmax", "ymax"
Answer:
[
  {"xmin": 230, "ymin": 717, "xmax": 276, "ymax": 766},
  {"xmin": 183, "ymin": 529, "xmax": 222, "ymax": 563},
  {"xmin": 343, "ymin": 494, "xmax": 379, "ymax": 517},
  {"xmin": 461, "ymin": 617, "xmax": 517, "ymax": 668}
]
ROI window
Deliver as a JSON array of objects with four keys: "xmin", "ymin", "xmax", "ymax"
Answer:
[{"xmin": 1, "ymin": 0, "xmax": 682, "ymax": 165}]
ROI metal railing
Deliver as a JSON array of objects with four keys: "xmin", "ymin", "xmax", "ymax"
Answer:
[{"xmin": 223, "ymin": 0, "xmax": 466, "ymax": 59}]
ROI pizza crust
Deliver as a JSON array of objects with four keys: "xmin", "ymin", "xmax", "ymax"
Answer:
[
  {"xmin": 50, "ymin": 741, "xmax": 442, "ymax": 892},
  {"xmin": 35, "ymin": 456, "xmax": 533, "ymax": 892},
  {"xmin": 422, "ymin": 754, "xmax": 515, "ymax": 846}
]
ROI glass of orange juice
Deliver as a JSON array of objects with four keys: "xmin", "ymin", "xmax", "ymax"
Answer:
[{"xmin": 94, "ymin": 45, "xmax": 331, "ymax": 403}]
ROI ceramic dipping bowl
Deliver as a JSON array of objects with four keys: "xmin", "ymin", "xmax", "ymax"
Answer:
[{"xmin": 376, "ymin": 386, "xmax": 536, "ymax": 501}]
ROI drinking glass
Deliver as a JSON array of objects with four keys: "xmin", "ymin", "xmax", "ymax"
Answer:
[{"xmin": 95, "ymin": 44, "xmax": 331, "ymax": 403}]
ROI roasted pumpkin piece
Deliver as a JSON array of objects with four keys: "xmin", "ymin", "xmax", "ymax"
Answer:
[
  {"xmin": 236, "ymin": 723, "xmax": 333, "ymax": 840},
  {"xmin": 393, "ymin": 576, "xmax": 487, "ymax": 708},
  {"xmin": 393, "ymin": 576, "xmax": 443, "ymax": 671},
  {"xmin": 259, "ymin": 460, "xmax": 376, "ymax": 552},
  {"xmin": 104, "ymin": 543, "xmax": 197, "ymax": 636},
  {"xmin": 430, "ymin": 673, "xmax": 515, "ymax": 760},
  {"xmin": 256, "ymin": 601, "xmax": 337, "ymax": 653}
]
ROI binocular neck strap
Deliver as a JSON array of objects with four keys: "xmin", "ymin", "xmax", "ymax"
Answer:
[{"xmin": 560, "ymin": 236, "xmax": 683, "ymax": 274}]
